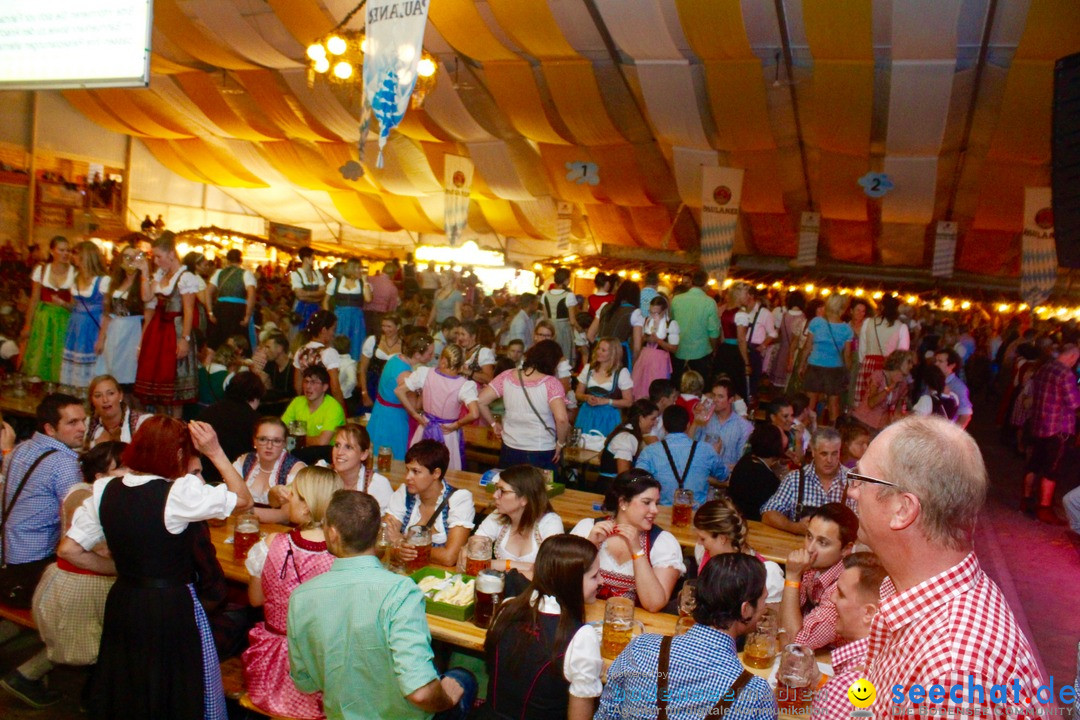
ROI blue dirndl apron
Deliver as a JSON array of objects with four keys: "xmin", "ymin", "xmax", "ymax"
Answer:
[{"xmin": 573, "ymin": 366, "xmax": 623, "ymax": 437}]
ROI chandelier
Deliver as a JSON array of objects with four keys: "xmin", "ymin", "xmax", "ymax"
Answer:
[{"xmin": 305, "ymin": 1, "xmax": 438, "ymax": 108}]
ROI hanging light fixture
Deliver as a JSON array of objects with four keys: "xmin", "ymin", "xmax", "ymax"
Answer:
[{"xmin": 305, "ymin": 0, "xmax": 439, "ymax": 108}]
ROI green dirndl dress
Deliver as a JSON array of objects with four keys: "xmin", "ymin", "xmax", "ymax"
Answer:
[{"xmin": 24, "ymin": 268, "xmax": 74, "ymax": 383}]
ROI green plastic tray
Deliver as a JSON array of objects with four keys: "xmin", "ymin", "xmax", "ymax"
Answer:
[{"xmin": 410, "ymin": 567, "xmax": 476, "ymax": 621}]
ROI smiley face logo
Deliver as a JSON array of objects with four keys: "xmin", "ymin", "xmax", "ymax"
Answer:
[{"xmin": 848, "ymin": 678, "xmax": 876, "ymax": 708}]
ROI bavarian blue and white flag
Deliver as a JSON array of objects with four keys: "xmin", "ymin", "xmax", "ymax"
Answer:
[
  {"xmin": 700, "ymin": 166, "xmax": 744, "ymax": 280},
  {"xmin": 444, "ymin": 154, "xmax": 473, "ymax": 247},
  {"xmin": 1021, "ymin": 187, "xmax": 1057, "ymax": 308},
  {"xmin": 363, "ymin": 0, "xmax": 430, "ymax": 167}
]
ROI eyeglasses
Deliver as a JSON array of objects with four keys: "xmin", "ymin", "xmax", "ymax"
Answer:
[
  {"xmin": 492, "ymin": 486, "xmax": 516, "ymax": 497},
  {"xmin": 847, "ymin": 471, "xmax": 899, "ymax": 490},
  {"xmin": 535, "ymin": 333, "xmax": 554, "ymax": 339},
  {"xmin": 255, "ymin": 436, "xmax": 285, "ymax": 446}
]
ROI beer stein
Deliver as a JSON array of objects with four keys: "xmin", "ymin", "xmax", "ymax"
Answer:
[
  {"xmin": 672, "ymin": 488, "xmax": 694, "ymax": 527},
  {"xmin": 674, "ymin": 580, "xmax": 697, "ymax": 635},
  {"xmin": 377, "ymin": 446, "xmax": 393, "ymax": 473},
  {"xmin": 743, "ymin": 615, "xmax": 780, "ymax": 669},
  {"xmin": 600, "ymin": 597, "xmax": 645, "ymax": 660},
  {"xmin": 473, "ymin": 569, "xmax": 505, "ymax": 628},
  {"xmin": 404, "ymin": 525, "xmax": 432, "ymax": 572},
  {"xmin": 777, "ymin": 643, "xmax": 819, "ymax": 688},
  {"xmin": 461, "ymin": 535, "xmax": 492, "ymax": 577},
  {"xmin": 233, "ymin": 510, "xmax": 260, "ymax": 560}
]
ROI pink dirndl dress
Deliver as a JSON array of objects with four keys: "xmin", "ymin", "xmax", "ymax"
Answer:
[
  {"xmin": 242, "ymin": 531, "xmax": 334, "ymax": 720},
  {"xmin": 408, "ymin": 368, "xmax": 474, "ymax": 471},
  {"xmin": 631, "ymin": 316, "xmax": 674, "ymax": 401}
]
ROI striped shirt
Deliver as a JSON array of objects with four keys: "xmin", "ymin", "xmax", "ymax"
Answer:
[
  {"xmin": 596, "ymin": 624, "xmax": 778, "ymax": 719},
  {"xmin": 865, "ymin": 553, "xmax": 1044, "ymax": 718}
]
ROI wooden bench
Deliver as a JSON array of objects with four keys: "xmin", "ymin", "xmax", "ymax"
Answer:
[
  {"xmin": 220, "ymin": 656, "xmax": 303, "ymax": 720},
  {"xmin": 0, "ymin": 603, "xmax": 36, "ymax": 629}
]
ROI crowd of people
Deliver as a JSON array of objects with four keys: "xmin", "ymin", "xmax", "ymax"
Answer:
[{"xmin": 0, "ymin": 236, "xmax": 1071, "ymax": 719}]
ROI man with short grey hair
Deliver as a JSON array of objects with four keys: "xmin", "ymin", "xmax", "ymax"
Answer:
[
  {"xmin": 849, "ymin": 415, "xmax": 1043, "ymax": 718},
  {"xmin": 760, "ymin": 427, "xmax": 852, "ymax": 535}
]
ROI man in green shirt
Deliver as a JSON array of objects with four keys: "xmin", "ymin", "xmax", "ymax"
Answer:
[
  {"xmin": 281, "ymin": 365, "xmax": 346, "ymax": 445},
  {"xmin": 669, "ymin": 270, "xmax": 720, "ymax": 386},
  {"xmin": 288, "ymin": 490, "xmax": 477, "ymax": 720}
]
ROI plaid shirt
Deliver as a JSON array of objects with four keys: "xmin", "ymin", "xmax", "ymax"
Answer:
[
  {"xmin": 865, "ymin": 553, "xmax": 1045, "ymax": 718},
  {"xmin": 760, "ymin": 464, "xmax": 855, "ymax": 521},
  {"xmin": 793, "ymin": 561, "xmax": 845, "ymax": 650},
  {"xmin": 596, "ymin": 624, "xmax": 778, "ymax": 719},
  {"xmin": 1, "ymin": 433, "xmax": 81, "ymax": 564},
  {"xmin": 1029, "ymin": 360, "xmax": 1080, "ymax": 438},
  {"xmin": 810, "ymin": 636, "xmax": 868, "ymax": 718}
]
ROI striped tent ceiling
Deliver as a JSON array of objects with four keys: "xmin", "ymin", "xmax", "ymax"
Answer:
[{"xmin": 57, "ymin": 0, "xmax": 1080, "ymax": 275}]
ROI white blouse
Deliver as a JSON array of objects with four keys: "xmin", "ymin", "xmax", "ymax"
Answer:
[
  {"xmin": 362, "ymin": 335, "xmax": 395, "ymax": 360},
  {"xmin": 537, "ymin": 593, "xmax": 603, "ymax": 698},
  {"xmin": 68, "ymin": 473, "xmax": 237, "ymax": 549},
  {"xmin": 73, "ymin": 276, "xmax": 110, "ymax": 297},
  {"xmin": 403, "ymin": 366, "xmax": 479, "ymax": 405},
  {"xmin": 145, "ymin": 269, "xmax": 203, "ymax": 310},
  {"xmin": 293, "ymin": 341, "xmax": 342, "ymax": 371},
  {"xmin": 576, "ymin": 366, "xmax": 634, "ymax": 393},
  {"xmin": 329, "ymin": 277, "xmax": 364, "ymax": 295},
  {"xmin": 606, "ymin": 428, "xmax": 640, "ymax": 462},
  {"xmin": 32, "ymin": 263, "xmax": 75, "ymax": 291},
  {"xmin": 90, "ymin": 408, "xmax": 148, "ymax": 445},
  {"xmin": 290, "ymin": 268, "xmax": 324, "ymax": 290},
  {"xmin": 465, "ymin": 346, "xmax": 496, "ymax": 368},
  {"xmin": 386, "ymin": 483, "xmax": 476, "ymax": 545},
  {"xmin": 230, "ymin": 452, "xmax": 305, "ymax": 505},
  {"xmin": 569, "ymin": 518, "xmax": 686, "ymax": 576},
  {"xmin": 642, "ymin": 316, "xmax": 680, "ymax": 344},
  {"xmin": 473, "ymin": 511, "xmax": 564, "ymax": 563}
]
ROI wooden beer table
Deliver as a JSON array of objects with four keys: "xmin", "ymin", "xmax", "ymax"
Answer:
[
  {"xmin": 377, "ymin": 460, "xmax": 803, "ymax": 564},
  {"xmin": 209, "ymin": 520, "xmax": 676, "ymax": 652},
  {"xmin": 0, "ymin": 393, "xmax": 43, "ymax": 419}
]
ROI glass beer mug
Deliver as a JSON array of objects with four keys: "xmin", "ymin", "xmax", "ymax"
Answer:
[
  {"xmin": 473, "ymin": 569, "xmax": 505, "ymax": 628},
  {"xmin": 672, "ymin": 488, "xmax": 694, "ymax": 528},
  {"xmin": 404, "ymin": 525, "xmax": 432, "ymax": 572},
  {"xmin": 776, "ymin": 643, "xmax": 821, "ymax": 711},
  {"xmin": 600, "ymin": 597, "xmax": 644, "ymax": 660},
  {"xmin": 460, "ymin": 536, "xmax": 492, "ymax": 577},
  {"xmin": 233, "ymin": 510, "xmax": 260, "ymax": 561},
  {"xmin": 743, "ymin": 610, "xmax": 779, "ymax": 669}
]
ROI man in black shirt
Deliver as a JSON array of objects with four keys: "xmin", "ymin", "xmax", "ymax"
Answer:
[{"xmin": 253, "ymin": 333, "xmax": 294, "ymax": 416}]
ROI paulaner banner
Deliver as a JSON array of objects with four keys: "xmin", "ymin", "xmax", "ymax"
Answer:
[
  {"xmin": 363, "ymin": 0, "xmax": 430, "ymax": 167},
  {"xmin": 699, "ymin": 166, "xmax": 744, "ymax": 280},
  {"xmin": 443, "ymin": 155, "xmax": 473, "ymax": 247},
  {"xmin": 1021, "ymin": 187, "xmax": 1057, "ymax": 308}
]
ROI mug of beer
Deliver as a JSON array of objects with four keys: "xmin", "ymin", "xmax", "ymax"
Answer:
[
  {"xmin": 233, "ymin": 510, "xmax": 260, "ymax": 560},
  {"xmin": 600, "ymin": 597, "xmax": 644, "ymax": 660},
  {"xmin": 404, "ymin": 525, "xmax": 432, "ymax": 572},
  {"xmin": 462, "ymin": 536, "xmax": 492, "ymax": 577},
  {"xmin": 377, "ymin": 446, "xmax": 393, "ymax": 473},
  {"xmin": 473, "ymin": 569, "xmax": 505, "ymax": 628},
  {"xmin": 743, "ymin": 619, "xmax": 779, "ymax": 669},
  {"xmin": 672, "ymin": 488, "xmax": 694, "ymax": 528}
]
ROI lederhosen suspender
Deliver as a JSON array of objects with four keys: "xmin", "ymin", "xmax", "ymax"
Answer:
[
  {"xmin": 655, "ymin": 635, "xmax": 755, "ymax": 720},
  {"xmin": 1, "ymin": 450, "xmax": 58, "ymax": 567},
  {"xmin": 660, "ymin": 440, "xmax": 698, "ymax": 490}
]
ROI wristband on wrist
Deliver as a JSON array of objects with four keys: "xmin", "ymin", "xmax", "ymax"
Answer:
[
  {"xmin": 505, "ymin": 559, "xmax": 511, "ymax": 572},
  {"xmin": 785, "ymin": 580, "xmax": 801, "ymax": 589},
  {"xmin": 631, "ymin": 549, "xmax": 646, "ymax": 560}
]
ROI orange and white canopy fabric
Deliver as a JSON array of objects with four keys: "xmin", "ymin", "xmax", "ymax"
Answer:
[{"xmin": 57, "ymin": 0, "xmax": 1080, "ymax": 275}]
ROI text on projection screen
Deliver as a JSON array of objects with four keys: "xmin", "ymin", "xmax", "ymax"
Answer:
[{"xmin": 0, "ymin": 0, "xmax": 151, "ymax": 90}]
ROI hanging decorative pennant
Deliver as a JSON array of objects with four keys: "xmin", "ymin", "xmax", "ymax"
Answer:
[
  {"xmin": 795, "ymin": 212, "xmax": 820, "ymax": 267},
  {"xmin": 932, "ymin": 221, "xmax": 957, "ymax": 278},
  {"xmin": 699, "ymin": 166, "xmax": 744, "ymax": 280},
  {"xmin": 363, "ymin": 0, "xmax": 430, "ymax": 168},
  {"xmin": 1021, "ymin": 187, "xmax": 1057, "ymax": 308},
  {"xmin": 556, "ymin": 201, "xmax": 573, "ymax": 254},
  {"xmin": 443, "ymin": 154, "xmax": 473, "ymax": 247}
]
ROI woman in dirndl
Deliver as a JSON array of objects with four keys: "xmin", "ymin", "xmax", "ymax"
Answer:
[
  {"xmin": 134, "ymin": 233, "xmax": 199, "ymax": 418},
  {"xmin": 358, "ymin": 314, "xmax": 402, "ymax": 410},
  {"xmin": 396, "ymin": 343, "xmax": 479, "ymax": 471},
  {"xmin": 290, "ymin": 247, "xmax": 325, "ymax": 330},
  {"xmin": 326, "ymin": 259, "xmax": 369, "ymax": 358},
  {"xmin": 854, "ymin": 294, "xmax": 910, "ymax": 406},
  {"xmin": 844, "ymin": 298, "xmax": 872, "ymax": 410},
  {"xmin": 20, "ymin": 236, "xmax": 75, "ymax": 383},
  {"xmin": 575, "ymin": 338, "xmax": 634, "ymax": 438},
  {"xmin": 99, "ymin": 245, "xmax": 144, "ymax": 389},
  {"xmin": 60, "ymin": 241, "xmax": 108, "ymax": 388},
  {"xmin": 58, "ymin": 417, "xmax": 254, "ymax": 720},
  {"xmin": 631, "ymin": 295, "xmax": 679, "ymax": 400},
  {"xmin": 368, "ymin": 332, "xmax": 435, "ymax": 460},
  {"xmin": 241, "ymin": 467, "xmax": 338, "ymax": 720},
  {"xmin": 569, "ymin": 469, "xmax": 684, "ymax": 612},
  {"xmin": 713, "ymin": 284, "xmax": 750, "ymax": 399}
]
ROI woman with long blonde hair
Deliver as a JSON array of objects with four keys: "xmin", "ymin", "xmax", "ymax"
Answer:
[
  {"xmin": 396, "ymin": 343, "xmax": 479, "ymax": 471},
  {"xmin": 242, "ymin": 466, "xmax": 341, "ymax": 719},
  {"xmin": 574, "ymin": 337, "xmax": 633, "ymax": 438},
  {"xmin": 60, "ymin": 241, "xmax": 109, "ymax": 387},
  {"xmin": 692, "ymin": 498, "xmax": 783, "ymax": 603}
]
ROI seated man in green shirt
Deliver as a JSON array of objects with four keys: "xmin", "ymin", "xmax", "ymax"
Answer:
[
  {"xmin": 288, "ymin": 490, "xmax": 477, "ymax": 720},
  {"xmin": 281, "ymin": 365, "xmax": 346, "ymax": 445}
]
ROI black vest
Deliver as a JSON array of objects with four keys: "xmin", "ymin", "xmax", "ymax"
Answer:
[{"xmin": 485, "ymin": 613, "xmax": 574, "ymax": 720}]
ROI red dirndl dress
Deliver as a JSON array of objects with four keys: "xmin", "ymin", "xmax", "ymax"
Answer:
[
  {"xmin": 135, "ymin": 269, "xmax": 198, "ymax": 406},
  {"xmin": 854, "ymin": 354, "xmax": 884, "ymax": 405}
]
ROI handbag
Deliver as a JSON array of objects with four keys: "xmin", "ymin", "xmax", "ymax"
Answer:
[{"xmin": 580, "ymin": 430, "xmax": 606, "ymax": 452}]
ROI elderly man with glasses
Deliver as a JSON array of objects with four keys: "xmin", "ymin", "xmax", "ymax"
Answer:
[{"xmin": 848, "ymin": 415, "xmax": 1044, "ymax": 718}]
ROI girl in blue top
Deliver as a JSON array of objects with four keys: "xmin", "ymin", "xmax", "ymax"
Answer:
[
  {"xmin": 798, "ymin": 295, "xmax": 853, "ymax": 424},
  {"xmin": 367, "ymin": 333, "xmax": 435, "ymax": 460}
]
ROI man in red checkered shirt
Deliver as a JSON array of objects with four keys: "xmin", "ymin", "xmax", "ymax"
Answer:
[
  {"xmin": 778, "ymin": 503, "xmax": 858, "ymax": 650},
  {"xmin": 850, "ymin": 415, "xmax": 1045, "ymax": 719},
  {"xmin": 1022, "ymin": 343, "xmax": 1080, "ymax": 524},
  {"xmin": 809, "ymin": 552, "xmax": 887, "ymax": 718}
]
